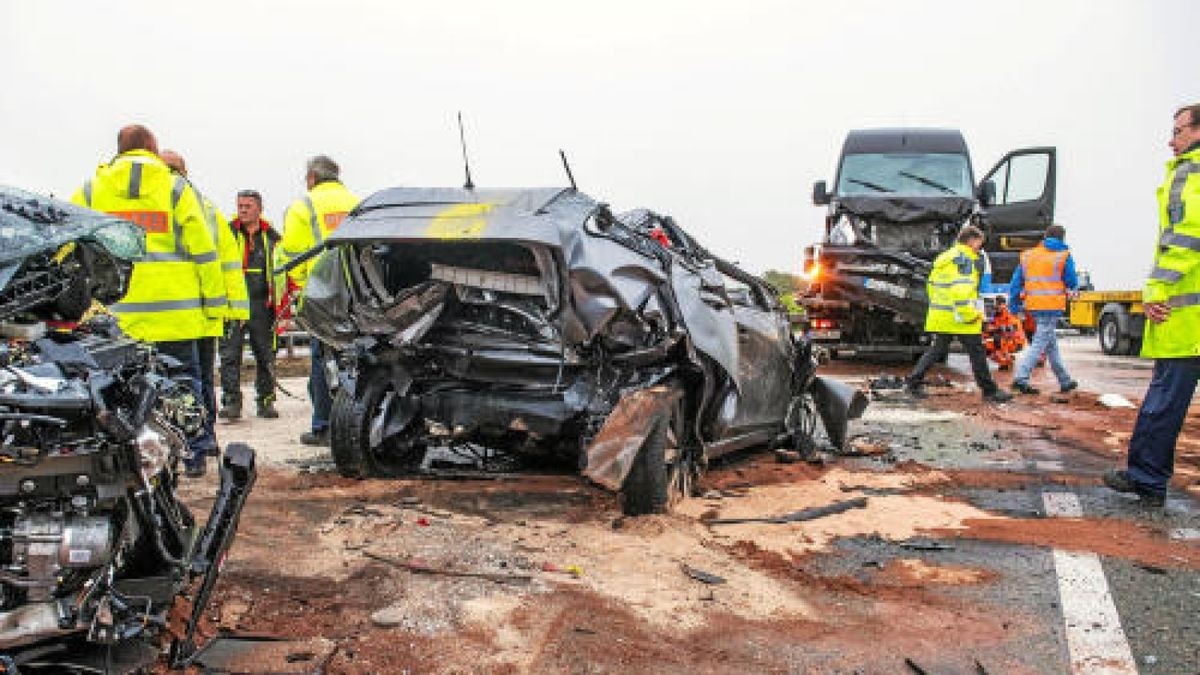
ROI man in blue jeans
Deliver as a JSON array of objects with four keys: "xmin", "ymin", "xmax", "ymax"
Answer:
[{"xmin": 1008, "ymin": 224, "xmax": 1079, "ymax": 396}]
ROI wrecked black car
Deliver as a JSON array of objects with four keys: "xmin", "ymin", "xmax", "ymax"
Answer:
[
  {"xmin": 297, "ymin": 187, "xmax": 866, "ymax": 515},
  {"xmin": 0, "ymin": 186, "xmax": 255, "ymax": 671}
]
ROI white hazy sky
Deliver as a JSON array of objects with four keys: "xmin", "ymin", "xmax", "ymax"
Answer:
[{"xmin": 1, "ymin": 0, "xmax": 1194, "ymax": 287}]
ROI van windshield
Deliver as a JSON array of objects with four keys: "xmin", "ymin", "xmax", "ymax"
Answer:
[{"xmin": 836, "ymin": 153, "xmax": 972, "ymax": 197}]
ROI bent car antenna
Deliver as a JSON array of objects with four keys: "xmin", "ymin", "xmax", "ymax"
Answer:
[
  {"xmin": 559, "ymin": 149, "xmax": 577, "ymax": 190},
  {"xmin": 457, "ymin": 111, "xmax": 475, "ymax": 190}
]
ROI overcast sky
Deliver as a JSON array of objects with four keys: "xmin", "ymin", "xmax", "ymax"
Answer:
[{"xmin": 1, "ymin": 0, "xmax": 1193, "ymax": 287}]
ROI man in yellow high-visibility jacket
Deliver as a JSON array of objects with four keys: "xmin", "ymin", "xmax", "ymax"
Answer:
[
  {"xmin": 161, "ymin": 149, "xmax": 249, "ymax": 462},
  {"xmin": 1104, "ymin": 103, "xmax": 1200, "ymax": 507},
  {"xmin": 72, "ymin": 125, "xmax": 226, "ymax": 476},
  {"xmin": 278, "ymin": 155, "xmax": 360, "ymax": 446},
  {"xmin": 905, "ymin": 225, "xmax": 1013, "ymax": 403}
]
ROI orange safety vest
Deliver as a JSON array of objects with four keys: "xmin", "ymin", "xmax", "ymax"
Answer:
[{"xmin": 1019, "ymin": 244, "xmax": 1068, "ymax": 312}]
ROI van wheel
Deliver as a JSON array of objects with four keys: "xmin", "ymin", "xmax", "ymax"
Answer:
[
  {"xmin": 330, "ymin": 371, "xmax": 426, "ymax": 478},
  {"xmin": 621, "ymin": 389, "xmax": 694, "ymax": 515}
]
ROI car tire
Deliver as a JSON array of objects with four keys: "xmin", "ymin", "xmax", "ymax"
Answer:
[
  {"xmin": 330, "ymin": 370, "xmax": 425, "ymax": 479},
  {"xmin": 1099, "ymin": 311, "xmax": 1131, "ymax": 356},
  {"xmin": 621, "ymin": 389, "xmax": 693, "ymax": 516}
]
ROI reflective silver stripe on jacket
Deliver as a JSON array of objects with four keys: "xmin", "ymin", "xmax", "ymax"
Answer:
[
  {"xmin": 1149, "ymin": 267, "xmax": 1184, "ymax": 283},
  {"xmin": 222, "ymin": 261, "xmax": 242, "ymax": 271},
  {"xmin": 82, "ymin": 180, "xmax": 93, "ymax": 206},
  {"xmin": 929, "ymin": 303, "xmax": 956, "ymax": 312},
  {"xmin": 1166, "ymin": 160, "xmax": 1200, "ymax": 226},
  {"xmin": 113, "ymin": 298, "xmax": 206, "ymax": 312},
  {"xmin": 930, "ymin": 277, "xmax": 975, "ymax": 288},
  {"xmin": 1026, "ymin": 275, "xmax": 1063, "ymax": 283},
  {"xmin": 304, "ymin": 196, "xmax": 321, "ymax": 244},
  {"xmin": 201, "ymin": 295, "xmax": 228, "ymax": 308},
  {"xmin": 1026, "ymin": 289, "xmax": 1065, "ymax": 295},
  {"xmin": 229, "ymin": 299, "xmax": 251, "ymax": 310},
  {"xmin": 1167, "ymin": 293, "xmax": 1200, "ymax": 308},
  {"xmin": 1161, "ymin": 231, "xmax": 1200, "ymax": 252},
  {"xmin": 127, "ymin": 162, "xmax": 143, "ymax": 198}
]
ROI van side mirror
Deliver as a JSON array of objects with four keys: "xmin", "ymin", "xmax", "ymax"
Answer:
[
  {"xmin": 977, "ymin": 180, "xmax": 996, "ymax": 207},
  {"xmin": 812, "ymin": 180, "xmax": 831, "ymax": 206}
]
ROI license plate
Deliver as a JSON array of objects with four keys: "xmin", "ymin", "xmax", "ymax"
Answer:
[{"xmin": 810, "ymin": 329, "xmax": 842, "ymax": 340}]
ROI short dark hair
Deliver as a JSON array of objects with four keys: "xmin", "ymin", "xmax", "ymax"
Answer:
[
  {"xmin": 237, "ymin": 189, "xmax": 263, "ymax": 206},
  {"xmin": 957, "ymin": 224, "xmax": 985, "ymax": 244},
  {"xmin": 1045, "ymin": 224, "xmax": 1066, "ymax": 240},
  {"xmin": 1175, "ymin": 104, "xmax": 1200, "ymax": 127}
]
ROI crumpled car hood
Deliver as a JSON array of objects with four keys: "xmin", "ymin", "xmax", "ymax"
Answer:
[
  {"xmin": 0, "ymin": 185, "xmax": 145, "ymax": 320},
  {"xmin": 837, "ymin": 195, "xmax": 975, "ymax": 224}
]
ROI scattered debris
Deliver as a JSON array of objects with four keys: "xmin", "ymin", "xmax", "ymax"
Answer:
[
  {"xmin": 364, "ymin": 551, "xmax": 532, "ymax": 584},
  {"xmin": 868, "ymin": 375, "xmax": 906, "ymax": 390},
  {"xmin": 708, "ymin": 496, "xmax": 869, "ymax": 526},
  {"xmin": 1098, "ymin": 393, "xmax": 1136, "ymax": 409},
  {"xmin": 680, "ymin": 564, "xmax": 727, "ymax": 585},
  {"xmin": 1134, "ymin": 563, "xmax": 1168, "ymax": 576},
  {"xmin": 370, "ymin": 605, "xmax": 407, "ymax": 628},
  {"xmin": 899, "ymin": 540, "xmax": 956, "ymax": 552},
  {"xmin": 541, "ymin": 562, "xmax": 584, "ymax": 577},
  {"xmin": 843, "ymin": 436, "xmax": 891, "ymax": 456}
]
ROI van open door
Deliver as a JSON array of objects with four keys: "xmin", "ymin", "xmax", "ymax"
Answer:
[{"xmin": 976, "ymin": 147, "xmax": 1056, "ymax": 283}]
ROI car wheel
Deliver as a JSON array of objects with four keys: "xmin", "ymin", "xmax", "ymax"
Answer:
[
  {"xmin": 330, "ymin": 370, "xmax": 425, "ymax": 479},
  {"xmin": 621, "ymin": 389, "xmax": 693, "ymax": 516},
  {"xmin": 785, "ymin": 392, "xmax": 818, "ymax": 456}
]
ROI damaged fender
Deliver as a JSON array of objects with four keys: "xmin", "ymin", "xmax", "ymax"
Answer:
[
  {"xmin": 811, "ymin": 375, "xmax": 869, "ymax": 450},
  {"xmin": 583, "ymin": 385, "xmax": 683, "ymax": 491}
]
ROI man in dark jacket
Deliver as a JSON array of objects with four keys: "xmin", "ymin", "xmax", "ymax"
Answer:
[{"xmin": 219, "ymin": 189, "xmax": 280, "ymax": 419}]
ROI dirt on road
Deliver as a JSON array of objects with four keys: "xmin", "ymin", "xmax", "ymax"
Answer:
[{"xmin": 179, "ymin": 359, "xmax": 1200, "ymax": 674}]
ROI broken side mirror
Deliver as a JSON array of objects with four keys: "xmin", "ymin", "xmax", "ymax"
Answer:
[
  {"xmin": 977, "ymin": 179, "xmax": 996, "ymax": 207},
  {"xmin": 812, "ymin": 180, "xmax": 831, "ymax": 206}
]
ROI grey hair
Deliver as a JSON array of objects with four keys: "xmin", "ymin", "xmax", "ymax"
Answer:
[{"xmin": 306, "ymin": 155, "xmax": 340, "ymax": 184}]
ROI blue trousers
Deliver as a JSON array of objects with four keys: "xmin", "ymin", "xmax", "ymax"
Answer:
[
  {"xmin": 1126, "ymin": 357, "xmax": 1200, "ymax": 494},
  {"xmin": 1014, "ymin": 313, "xmax": 1072, "ymax": 387},
  {"xmin": 309, "ymin": 338, "xmax": 332, "ymax": 433}
]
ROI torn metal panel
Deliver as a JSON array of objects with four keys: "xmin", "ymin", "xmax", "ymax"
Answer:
[{"xmin": 583, "ymin": 385, "xmax": 682, "ymax": 491}]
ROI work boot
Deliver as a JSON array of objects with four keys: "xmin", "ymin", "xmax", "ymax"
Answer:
[
  {"xmin": 1011, "ymin": 381, "xmax": 1039, "ymax": 395},
  {"xmin": 184, "ymin": 461, "xmax": 207, "ymax": 478},
  {"xmin": 1059, "ymin": 380, "xmax": 1079, "ymax": 394},
  {"xmin": 983, "ymin": 389, "xmax": 1013, "ymax": 404},
  {"xmin": 257, "ymin": 403, "xmax": 280, "ymax": 419},
  {"xmin": 1102, "ymin": 469, "xmax": 1165, "ymax": 507},
  {"xmin": 300, "ymin": 429, "xmax": 330, "ymax": 447},
  {"xmin": 904, "ymin": 378, "xmax": 928, "ymax": 399},
  {"xmin": 219, "ymin": 406, "xmax": 242, "ymax": 421}
]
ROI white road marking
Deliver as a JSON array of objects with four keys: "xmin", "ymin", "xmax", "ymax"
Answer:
[{"xmin": 1042, "ymin": 492, "xmax": 1139, "ymax": 674}]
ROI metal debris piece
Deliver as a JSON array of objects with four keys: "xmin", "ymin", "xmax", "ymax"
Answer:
[
  {"xmin": 904, "ymin": 657, "xmax": 929, "ymax": 674},
  {"xmin": 708, "ymin": 496, "xmax": 869, "ymax": 526},
  {"xmin": 899, "ymin": 540, "xmax": 955, "ymax": 551},
  {"xmin": 681, "ymin": 564, "xmax": 727, "ymax": 585},
  {"xmin": 364, "ymin": 551, "xmax": 532, "ymax": 584}
]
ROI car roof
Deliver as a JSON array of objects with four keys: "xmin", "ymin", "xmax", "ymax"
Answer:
[{"xmin": 327, "ymin": 187, "xmax": 597, "ymax": 247}]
